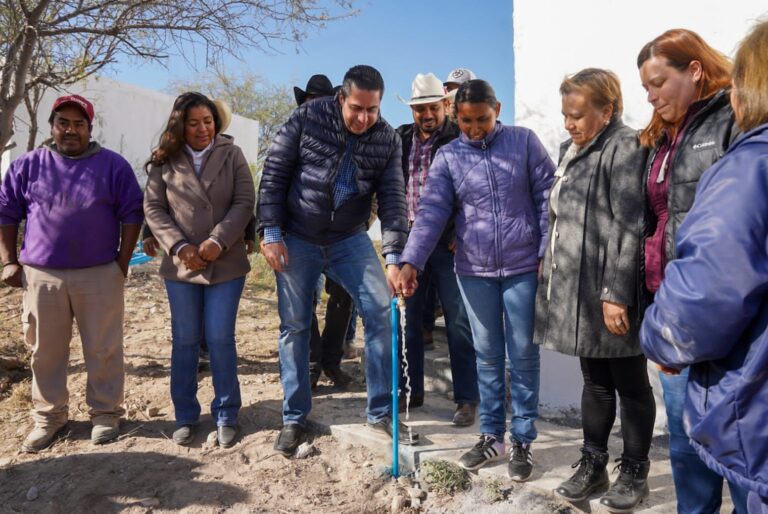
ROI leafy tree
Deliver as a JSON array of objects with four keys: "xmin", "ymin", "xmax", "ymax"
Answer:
[{"xmin": 0, "ymin": 0, "xmax": 355, "ymax": 152}]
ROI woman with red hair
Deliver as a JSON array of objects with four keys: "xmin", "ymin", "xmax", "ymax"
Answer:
[{"xmin": 637, "ymin": 29, "xmax": 746, "ymax": 513}]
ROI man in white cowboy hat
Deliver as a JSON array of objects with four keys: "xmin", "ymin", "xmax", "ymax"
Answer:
[
  {"xmin": 443, "ymin": 67, "xmax": 478, "ymax": 120},
  {"xmin": 395, "ymin": 73, "xmax": 479, "ymax": 427}
]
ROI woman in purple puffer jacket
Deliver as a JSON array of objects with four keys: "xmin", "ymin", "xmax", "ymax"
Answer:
[{"xmin": 397, "ymin": 79, "xmax": 555, "ymax": 478}]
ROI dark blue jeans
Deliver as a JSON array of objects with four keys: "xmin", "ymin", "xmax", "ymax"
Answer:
[
  {"xmin": 165, "ymin": 277, "xmax": 244, "ymax": 427},
  {"xmin": 401, "ymin": 243, "xmax": 478, "ymax": 404},
  {"xmin": 660, "ymin": 369, "xmax": 749, "ymax": 513},
  {"xmin": 458, "ymin": 272, "xmax": 539, "ymax": 442}
]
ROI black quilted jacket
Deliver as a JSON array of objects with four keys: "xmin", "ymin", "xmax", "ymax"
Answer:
[{"xmin": 257, "ymin": 95, "xmax": 407, "ymax": 255}]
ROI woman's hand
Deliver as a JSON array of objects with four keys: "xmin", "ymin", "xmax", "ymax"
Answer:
[
  {"xmin": 656, "ymin": 363, "xmax": 681, "ymax": 375},
  {"xmin": 603, "ymin": 300, "xmax": 630, "ymax": 336},
  {"xmin": 178, "ymin": 245, "xmax": 208, "ymax": 271},
  {"xmin": 397, "ymin": 264, "xmax": 419, "ymax": 298},
  {"xmin": 142, "ymin": 237, "xmax": 159, "ymax": 257},
  {"xmin": 198, "ymin": 239, "xmax": 223, "ymax": 262}
]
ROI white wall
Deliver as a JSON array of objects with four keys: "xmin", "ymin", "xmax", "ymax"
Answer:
[
  {"xmin": 515, "ymin": 2, "xmax": 767, "ymax": 425},
  {"xmin": 1, "ymin": 75, "xmax": 259, "ymax": 185}
]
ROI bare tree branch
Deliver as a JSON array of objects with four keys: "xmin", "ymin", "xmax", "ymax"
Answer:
[{"xmin": 0, "ymin": 0, "xmax": 357, "ymax": 152}]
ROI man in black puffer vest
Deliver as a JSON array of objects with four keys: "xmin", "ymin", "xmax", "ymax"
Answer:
[
  {"xmin": 394, "ymin": 72, "xmax": 479, "ymax": 427},
  {"xmin": 259, "ymin": 65, "xmax": 418, "ymax": 457}
]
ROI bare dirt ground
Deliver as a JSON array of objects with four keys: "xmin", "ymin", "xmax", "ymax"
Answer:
[
  {"xmin": 0, "ymin": 262, "xmax": 420, "ymax": 513},
  {"xmin": 0, "ymin": 260, "xmax": 577, "ymax": 514}
]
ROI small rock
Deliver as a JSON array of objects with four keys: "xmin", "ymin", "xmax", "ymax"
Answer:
[
  {"xmin": 206, "ymin": 431, "xmax": 218, "ymax": 445},
  {"xmin": 397, "ymin": 476, "xmax": 413, "ymax": 488},
  {"xmin": 26, "ymin": 486, "xmax": 38, "ymax": 501},
  {"xmin": 127, "ymin": 409, "xmax": 137, "ymax": 418},
  {"xmin": 411, "ymin": 497, "xmax": 422, "ymax": 509},
  {"xmin": 390, "ymin": 494, "xmax": 408, "ymax": 513},
  {"xmin": 146, "ymin": 407, "xmax": 160, "ymax": 417},
  {"xmin": 293, "ymin": 442, "xmax": 316, "ymax": 459},
  {"xmin": 407, "ymin": 487, "xmax": 426, "ymax": 500},
  {"xmin": 139, "ymin": 497, "xmax": 160, "ymax": 507},
  {"xmin": 363, "ymin": 461, "xmax": 372, "ymax": 468}
]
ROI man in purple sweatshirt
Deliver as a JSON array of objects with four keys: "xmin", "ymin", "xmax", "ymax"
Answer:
[{"xmin": 0, "ymin": 94, "xmax": 144, "ymax": 452}]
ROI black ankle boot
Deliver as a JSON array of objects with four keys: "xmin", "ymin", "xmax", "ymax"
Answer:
[
  {"xmin": 555, "ymin": 447, "xmax": 609, "ymax": 501},
  {"xmin": 599, "ymin": 457, "xmax": 650, "ymax": 513}
]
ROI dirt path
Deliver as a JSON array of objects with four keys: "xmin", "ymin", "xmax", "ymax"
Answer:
[
  {"xmin": 0, "ymin": 264, "xmax": 414, "ymax": 513},
  {"xmin": 0, "ymin": 262, "xmax": 573, "ymax": 514}
]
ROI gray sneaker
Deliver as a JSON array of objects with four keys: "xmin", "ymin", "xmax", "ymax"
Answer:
[
  {"xmin": 92, "ymin": 422, "xmax": 120, "ymax": 445},
  {"xmin": 21, "ymin": 424, "xmax": 67, "ymax": 453}
]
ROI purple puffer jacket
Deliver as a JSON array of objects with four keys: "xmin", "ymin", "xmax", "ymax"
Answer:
[{"xmin": 401, "ymin": 122, "xmax": 555, "ymax": 277}]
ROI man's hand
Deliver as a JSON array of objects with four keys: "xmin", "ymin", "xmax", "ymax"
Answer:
[
  {"xmin": 603, "ymin": 300, "xmax": 630, "ymax": 336},
  {"xmin": 245, "ymin": 240, "xmax": 255, "ymax": 255},
  {"xmin": 262, "ymin": 242, "xmax": 289, "ymax": 272},
  {"xmin": 143, "ymin": 237, "xmax": 159, "ymax": 257},
  {"xmin": 396, "ymin": 264, "xmax": 419, "ymax": 297},
  {"xmin": 116, "ymin": 257, "xmax": 130, "ymax": 277},
  {"xmin": 178, "ymin": 245, "xmax": 208, "ymax": 271},
  {"xmin": 1, "ymin": 263, "xmax": 22, "ymax": 288},
  {"xmin": 198, "ymin": 239, "xmax": 223, "ymax": 262},
  {"xmin": 385, "ymin": 264, "xmax": 400, "ymax": 296}
]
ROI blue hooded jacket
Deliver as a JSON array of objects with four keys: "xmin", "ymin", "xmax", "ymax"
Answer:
[{"xmin": 640, "ymin": 122, "xmax": 768, "ymax": 497}]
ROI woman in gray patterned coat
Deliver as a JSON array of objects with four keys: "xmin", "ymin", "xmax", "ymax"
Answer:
[{"xmin": 533, "ymin": 69, "xmax": 654, "ymax": 513}]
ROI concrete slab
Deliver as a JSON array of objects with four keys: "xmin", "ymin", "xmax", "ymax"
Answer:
[{"xmin": 304, "ymin": 328, "xmax": 732, "ymax": 513}]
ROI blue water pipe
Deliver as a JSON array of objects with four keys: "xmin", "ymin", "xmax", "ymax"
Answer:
[{"xmin": 390, "ymin": 296, "xmax": 400, "ymax": 478}]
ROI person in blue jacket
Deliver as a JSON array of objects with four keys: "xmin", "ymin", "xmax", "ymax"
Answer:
[{"xmin": 640, "ymin": 19, "xmax": 768, "ymax": 513}]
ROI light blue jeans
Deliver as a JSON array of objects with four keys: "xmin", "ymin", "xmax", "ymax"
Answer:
[
  {"xmin": 660, "ymin": 369, "xmax": 749, "ymax": 513},
  {"xmin": 457, "ymin": 272, "xmax": 539, "ymax": 443},
  {"xmin": 275, "ymin": 232, "xmax": 392, "ymax": 426},
  {"xmin": 165, "ymin": 277, "xmax": 245, "ymax": 427}
]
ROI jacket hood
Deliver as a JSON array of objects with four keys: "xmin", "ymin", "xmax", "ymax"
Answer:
[{"xmin": 727, "ymin": 121, "xmax": 768, "ymax": 152}]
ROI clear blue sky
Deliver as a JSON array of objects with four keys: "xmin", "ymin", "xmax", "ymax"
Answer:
[{"xmin": 111, "ymin": 0, "xmax": 514, "ymax": 129}]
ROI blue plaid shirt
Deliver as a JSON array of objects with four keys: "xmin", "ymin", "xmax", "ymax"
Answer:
[{"xmin": 263, "ymin": 134, "xmax": 399, "ymax": 265}]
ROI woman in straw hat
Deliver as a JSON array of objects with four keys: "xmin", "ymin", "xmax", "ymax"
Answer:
[{"xmin": 144, "ymin": 92, "xmax": 254, "ymax": 449}]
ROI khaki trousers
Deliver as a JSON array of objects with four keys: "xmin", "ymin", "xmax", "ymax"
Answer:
[{"xmin": 22, "ymin": 261, "xmax": 126, "ymax": 427}]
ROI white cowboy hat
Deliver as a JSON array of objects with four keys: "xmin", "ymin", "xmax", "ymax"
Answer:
[{"xmin": 396, "ymin": 73, "xmax": 447, "ymax": 106}]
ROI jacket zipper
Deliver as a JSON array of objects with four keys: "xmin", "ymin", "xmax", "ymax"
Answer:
[{"xmin": 481, "ymin": 138, "xmax": 503, "ymax": 277}]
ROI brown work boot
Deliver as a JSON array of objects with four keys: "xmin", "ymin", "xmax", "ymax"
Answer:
[
  {"xmin": 452, "ymin": 403, "xmax": 477, "ymax": 427},
  {"xmin": 21, "ymin": 423, "xmax": 67, "ymax": 453}
]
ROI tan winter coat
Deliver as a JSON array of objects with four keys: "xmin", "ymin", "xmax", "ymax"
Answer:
[{"xmin": 144, "ymin": 134, "xmax": 255, "ymax": 285}]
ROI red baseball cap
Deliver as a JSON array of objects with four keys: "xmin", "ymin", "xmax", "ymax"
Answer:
[{"xmin": 52, "ymin": 94, "xmax": 95, "ymax": 123}]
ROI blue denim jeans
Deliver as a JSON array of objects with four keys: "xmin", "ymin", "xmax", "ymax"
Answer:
[
  {"xmin": 402, "ymin": 242, "xmax": 478, "ymax": 404},
  {"xmin": 660, "ymin": 369, "xmax": 748, "ymax": 513},
  {"xmin": 457, "ymin": 272, "xmax": 539, "ymax": 442},
  {"xmin": 164, "ymin": 277, "xmax": 245, "ymax": 427},
  {"xmin": 275, "ymin": 232, "xmax": 392, "ymax": 426}
]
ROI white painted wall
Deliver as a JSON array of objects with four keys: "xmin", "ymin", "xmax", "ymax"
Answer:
[
  {"xmin": 1, "ymin": 75, "xmax": 259, "ymax": 185},
  {"xmin": 515, "ymin": 1, "xmax": 767, "ymax": 425}
]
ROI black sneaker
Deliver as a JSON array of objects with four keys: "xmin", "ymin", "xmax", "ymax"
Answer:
[
  {"xmin": 508, "ymin": 439, "xmax": 534, "ymax": 481},
  {"xmin": 274, "ymin": 424, "xmax": 306, "ymax": 458},
  {"xmin": 459, "ymin": 435, "xmax": 505, "ymax": 470}
]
